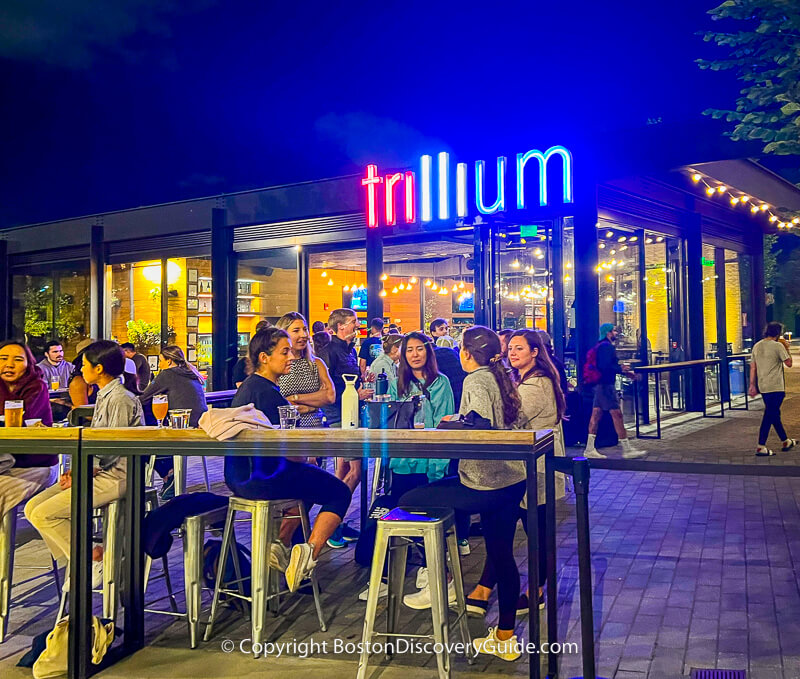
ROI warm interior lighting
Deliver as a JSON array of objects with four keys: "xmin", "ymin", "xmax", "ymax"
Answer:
[
  {"xmin": 379, "ymin": 289, "xmax": 387, "ymax": 297},
  {"xmin": 410, "ymin": 277, "xmax": 418, "ymax": 284},
  {"xmin": 424, "ymin": 279, "xmax": 432, "ymax": 287},
  {"xmin": 327, "ymin": 278, "xmax": 334, "ymax": 286},
  {"xmin": 705, "ymin": 187, "xmax": 715, "ymax": 196},
  {"xmin": 399, "ymin": 283, "xmax": 406, "ymax": 290},
  {"xmin": 717, "ymin": 185, "xmax": 727, "ymax": 193},
  {"xmin": 692, "ymin": 173, "xmax": 702, "ymax": 182},
  {"xmin": 321, "ymin": 271, "xmax": 328, "ymax": 277},
  {"xmin": 142, "ymin": 261, "xmax": 181, "ymax": 285},
  {"xmin": 343, "ymin": 285, "xmax": 350, "ymax": 292},
  {"xmin": 392, "ymin": 287, "xmax": 398, "ymax": 294},
  {"xmin": 380, "ymin": 273, "xmax": 388, "ymax": 281},
  {"xmin": 511, "ymin": 259, "xmax": 521, "ymax": 269},
  {"xmin": 431, "ymin": 283, "xmax": 439, "ymax": 291}
]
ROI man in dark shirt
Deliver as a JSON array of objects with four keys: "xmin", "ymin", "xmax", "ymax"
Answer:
[
  {"xmin": 319, "ymin": 308, "xmax": 374, "ymax": 546},
  {"xmin": 121, "ymin": 343, "xmax": 152, "ymax": 392},
  {"xmin": 358, "ymin": 317, "xmax": 384, "ymax": 378},
  {"xmin": 434, "ymin": 345, "xmax": 466, "ymax": 407},
  {"xmin": 585, "ymin": 324, "xmax": 645, "ymax": 460}
]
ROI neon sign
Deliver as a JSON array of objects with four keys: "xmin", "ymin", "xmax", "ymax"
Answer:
[{"xmin": 362, "ymin": 145, "xmax": 573, "ymax": 227}]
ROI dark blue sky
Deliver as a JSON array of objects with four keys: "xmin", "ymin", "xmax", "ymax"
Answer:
[{"xmin": 0, "ymin": 1, "xmax": 738, "ymax": 228}]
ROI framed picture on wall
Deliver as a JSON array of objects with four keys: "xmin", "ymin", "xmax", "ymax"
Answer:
[
  {"xmin": 187, "ymin": 332, "xmax": 197, "ymax": 346},
  {"xmin": 147, "ymin": 355, "xmax": 159, "ymax": 371},
  {"xmin": 187, "ymin": 349, "xmax": 197, "ymax": 362},
  {"xmin": 187, "ymin": 315, "xmax": 199, "ymax": 328},
  {"xmin": 188, "ymin": 269, "xmax": 198, "ymax": 284},
  {"xmin": 187, "ymin": 298, "xmax": 199, "ymax": 310},
  {"xmin": 188, "ymin": 284, "xmax": 198, "ymax": 297}
]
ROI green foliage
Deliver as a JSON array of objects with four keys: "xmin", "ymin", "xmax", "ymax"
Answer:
[
  {"xmin": 23, "ymin": 285, "xmax": 51, "ymax": 337},
  {"xmin": 126, "ymin": 320, "xmax": 161, "ymax": 351},
  {"xmin": 764, "ymin": 233, "xmax": 778, "ymax": 287},
  {"xmin": 698, "ymin": 0, "xmax": 800, "ymax": 155}
]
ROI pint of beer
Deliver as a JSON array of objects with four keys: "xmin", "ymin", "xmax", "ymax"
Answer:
[
  {"xmin": 4, "ymin": 400, "xmax": 24, "ymax": 428},
  {"xmin": 51, "ymin": 380, "xmax": 60, "ymax": 391},
  {"xmin": 152, "ymin": 395, "xmax": 169, "ymax": 428}
]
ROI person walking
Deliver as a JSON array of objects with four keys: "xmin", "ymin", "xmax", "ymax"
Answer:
[
  {"xmin": 583, "ymin": 323, "xmax": 645, "ymax": 459},
  {"xmin": 750, "ymin": 322, "xmax": 795, "ymax": 456}
]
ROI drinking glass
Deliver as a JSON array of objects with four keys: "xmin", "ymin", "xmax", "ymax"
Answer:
[
  {"xmin": 4, "ymin": 400, "xmax": 24, "ymax": 428},
  {"xmin": 278, "ymin": 405, "xmax": 300, "ymax": 429},
  {"xmin": 51, "ymin": 379, "xmax": 60, "ymax": 391},
  {"xmin": 152, "ymin": 395, "xmax": 169, "ymax": 428},
  {"xmin": 168, "ymin": 409, "xmax": 191, "ymax": 429}
]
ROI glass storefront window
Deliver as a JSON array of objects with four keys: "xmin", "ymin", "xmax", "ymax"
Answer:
[
  {"xmin": 597, "ymin": 226, "xmax": 641, "ymax": 361},
  {"xmin": 11, "ymin": 264, "xmax": 91, "ymax": 358},
  {"xmin": 238, "ymin": 248, "xmax": 298, "ymax": 351},
  {"xmin": 309, "ymin": 246, "xmax": 367, "ymax": 331},
  {"xmin": 724, "ymin": 249, "xmax": 754, "ymax": 354},
  {"xmin": 496, "ymin": 224, "xmax": 552, "ymax": 332},
  {"xmin": 702, "ymin": 244, "xmax": 718, "ymax": 356}
]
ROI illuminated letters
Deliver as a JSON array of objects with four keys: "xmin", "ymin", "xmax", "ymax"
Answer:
[
  {"xmin": 516, "ymin": 145, "xmax": 573, "ymax": 209},
  {"xmin": 475, "ymin": 156, "xmax": 507, "ymax": 214},
  {"xmin": 361, "ymin": 164, "xmax": 383, "ymax": 228}
]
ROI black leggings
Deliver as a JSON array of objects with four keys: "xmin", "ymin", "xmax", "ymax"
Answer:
[
  {"xmin": 759, "ymin": 391, "xmax": 787, "ymax": 446},
  {"xmin": 389, "ymin": 473, "xmax": 471, "ymax": 541},
  {"xmin": 227, "ymin": 460, "xmax": 352, "ymax": 519},
  {"xmin": 400, "ymin": 476, "xmax": 526, "ymax": 631},
  {"xmin": 478, "ymin": 505, "xmax": 547, "ymax": 591}
]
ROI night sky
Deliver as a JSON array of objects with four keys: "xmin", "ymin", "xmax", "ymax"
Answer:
[{"xmin": 0, "ymin": 1, "xmax": 740, "ymax": 229}]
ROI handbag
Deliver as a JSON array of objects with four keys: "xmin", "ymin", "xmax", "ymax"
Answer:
[
  {"xmin": 33, "ymin": 616, "xmax": 114, "ymax": 679},
  {"xmin": 436, "ymin": 410, "xmax": 492, "ymax": 430}
]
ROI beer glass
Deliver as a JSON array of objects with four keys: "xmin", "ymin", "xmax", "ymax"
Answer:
[
  {"xmin": 51, "ymin": 379, "xmax": 60, "ymax": 391},
  {"xmin": 5, "ymin": 401, "xmax": 24, "ymax": 428},
  {"xmin": 152, "ymin": 395, "xmax": 169, "ymax": 428}
]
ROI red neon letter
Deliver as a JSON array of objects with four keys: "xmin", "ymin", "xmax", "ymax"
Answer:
[
  {"xmin": 385, "ymin": 172, "xmax": 403, "ymax": 226},
  {"xmin": 404, "ymin": 171, "xmax": 415, "ymax": 223},
  {"xmin": 362, "ymin": 164, "xmax": 383, "ymax": 227}
]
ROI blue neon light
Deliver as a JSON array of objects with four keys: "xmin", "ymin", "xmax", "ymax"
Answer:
[
  {"xmin": 475, "ymin": 156, "xmax": 506, "ymax": 215},
  {"xmin": 438, "ymin": 152, "xmax": 449, "ymax": 220},
  {"xmin": 516, "ymin": 145, "xmax": 574, "ymax": 208},
  {"xmin": 421, "ymin": 155, "xmax": 432, "ymax": 222},
  {"xmin": 456, "ymin": 162, "xmax": 468, "ymax": 218}
]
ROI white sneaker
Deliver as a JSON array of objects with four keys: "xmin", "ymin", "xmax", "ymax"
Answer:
[
  {"xmin": 415, "ymin": 566, "xmax": 428, "ymax": 590},
  {"xmin": 583, "ymin": 447, "xmax": 607, "ymax": 459},
  {"xmin": 358, "ymin": 580, "xmax": 389, "ymax": 601},
  {"xmin": 620, "ymin": 439, "xmax": 646, "ymax": 459},
  {"xmin": 92, "ymin": 560, "xmax": 103, "ymax": 589},
  {"xmin": 458, "ymin": 539, "xmax": 471, "ymax": 556},
  {"xmin": 269, "ymin": 541, "xmax": 291, "ymax": 573},
  {"xmin": 285, "ymin": 543, "xmax": 317, "ymax": 592},
  {"xmin": 473, "ymin": 626, "xmax": 522, "ymax": 661},
  {"xmin": 403, "ymin": 579, "xmax": 456, "ymax": 610}
]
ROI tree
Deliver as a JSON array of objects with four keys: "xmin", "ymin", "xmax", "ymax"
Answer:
[{"xmin": 698, "ymin": 1, "xmax": 800, "ymax": 156}]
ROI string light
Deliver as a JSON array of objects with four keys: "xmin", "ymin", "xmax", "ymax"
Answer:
[
  {"xmin": 321, "ymin": 271, "xmax": 328, "ymax": 277},
  {"xmin": 687, "ymin": 169, "xmax": 798, "ymax": 228},
  {"xmin": 410, "ymin": 277, "xmax": 418, "ymax": 284},
  {"xmin": 424, "ymin": 279, "xmax": 432, "ymax": 287},
  {"xmin": 327, "ymin": 278, "xmax": 334, "ymax": 286},
  {"xmin": 379, "ymin": 289, "xmax": 387, "ymax": 297},
  {"xmin": 380, "ymin": 273, "xmax": 388, "ymax": 281}
]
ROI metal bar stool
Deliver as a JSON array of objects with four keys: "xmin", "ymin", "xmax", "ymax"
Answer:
[
  {"xmin": 145, "ymin": 455, "xmax": 211, "ymax": 496},
  {"xmin": 357, "ymin": 506, "xmax": 472, "ymax": 679},
  {"xmin": 0, "ymin": 504, "xmax": 61, "ymax": 642},
  {"xmin": 203, "ymin": 497, "xmax": 326, "ymax": 657},
  {"xmin": 142, "ymin": 500, "xmax": 228, "ymax": 648},
  {"xmin": 57, "ymin": 499, "xmax": 123, "ymax": 622}
]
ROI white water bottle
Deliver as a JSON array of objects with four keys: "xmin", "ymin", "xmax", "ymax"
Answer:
[{"xmin": 341, "ymin": 374, "xmax": 359, "ymax": 429}]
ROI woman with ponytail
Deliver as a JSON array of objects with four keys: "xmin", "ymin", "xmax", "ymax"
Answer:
[
  {"xmin": 399, "ymin": 326, "xmax": 527, "ymax": 661},
  {"xmin": 139, "ymin": 345, "xmax": 208, "ymax": 496}
]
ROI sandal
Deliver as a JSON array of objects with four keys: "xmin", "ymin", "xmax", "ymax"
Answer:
[
  {"xmin": 755, "ymin": 448, "xmax": 775, "ymax": 457},
  {"xmin": 782, "ymin": 439, "xmax": 797, "ymax": 452}
]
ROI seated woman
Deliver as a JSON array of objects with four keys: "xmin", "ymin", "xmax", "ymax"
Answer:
[
  {"xmin": 0, "ymin": 340, "xmax": 58, "ymax": 518},
  {"xmin": 227, "ymin": 327, "xmax": 351, "ymax": 592},
  {"xmin": 139, "ymin": 345, "xmax": 208, "ymax": 498},
  {"xmin": 68, "ymin": 347, "xmax": 98, "ymax": 408},
  {"xmin": 387, "ymin": 332, "xmax": 454, "ymax": 496},
  {"xmin": 369, "ymin": 334, "xmax": 402, "ymax": 379},
  {"xmin": 466, "ymin": 329, "xmax": 567, "ymax": 617},
  {"xmin": 399, "ymin": 326, "xmax": 526, "ymax": 661},
  {"xmin": 275, "ymin": 312, "xmax": 335, "ymax": 428},
  {"xmin": 25, "ymin": 341, "xmax": 144, "ymax": 590}
]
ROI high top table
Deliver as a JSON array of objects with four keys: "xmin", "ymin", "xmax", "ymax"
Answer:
[{"xmin": 0, "ymin": 426, "xmax": 553, "ymax": 679}]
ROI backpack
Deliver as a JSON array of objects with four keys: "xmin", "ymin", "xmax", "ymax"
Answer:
[
  {"xmin": 582, "ymin": 343, "xmax": 603, "ymax": 386},
  {"xmin": 203, "ymin": 539, "xmax": 252, "ymax": 597}
]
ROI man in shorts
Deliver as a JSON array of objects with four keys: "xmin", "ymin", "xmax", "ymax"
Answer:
[{"xmin": 584, "ymin": 323, "xmax": 645, "ymax": 459}]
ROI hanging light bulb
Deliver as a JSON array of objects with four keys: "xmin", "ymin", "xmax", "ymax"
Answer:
[
  {"xmin": 731, "ymin": 197, "xmax": 740, "ymax": 206},
  {"xmin": 741, "ymin": 195, "xmax": 749, "ymax": 203},
  {"xmin": 399, "ymin": 283, "xmax": 406, "ymax": 290},
  {"xmin": 379, "ymin": 289, "xmax": 387, "ymax": 297},
  {"xmin": 599, "ymin": 243, "xmax": 606, "ymax": 249},
  {"xmin": 343, "ymin": 285, "xmax": 350, "ymax": 292},
  {"xmin": 692, "ymin": 173, "xmax": 702, "ymax": 182},
  {"xmin": 410, "ymin": 277, "xmax": 418, "ymax": 284},
  {"xmin": 717, "ymin": 185, "xmax": 727, "ymax": 194},
  {"xmin": 359, "ymin": 283, "xmax": 366, "ymax": 290},
  {"xmin": 380, "ymin": 273, "xmax": 388, "ymax": 281},
  {"xmin": 392, "ymin": 287, "xmax": 398, "ymax": 294},
  {"xmin": 458, "ymin": 281, "xmax": 465, "ymax": 289},
  {"xmin": 431, "ymin": 283, "xmax": 438, "ymax": 291},
  {"xmin": 605, "ymin": 231, "xmax": 613, "ymax": 238},
  {"xmin": 511, "ymin": 259, "xmax": 520, "ymax": 269},
  {"xmin": 321, "ymin": 271, "xmax": 328, "ymax": 277},
  {"xmin": 424, "ymin": 279, "xmax": 432, "ymax": 287},
  {"xmin": 705, "ymin": 187, "xmax": 715, "ymax": 196},
  {"xmin": 327, "ymin": 278, "xmax": 334, "ymax": 286},
  {"xmin": 407, "ymin": 285, "xmax": 413, "ymax": 291}
]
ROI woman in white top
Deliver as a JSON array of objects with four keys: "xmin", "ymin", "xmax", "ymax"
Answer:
[{"xmin": 465, "ymin": 329, "xmax": 566, "ymax": 617}]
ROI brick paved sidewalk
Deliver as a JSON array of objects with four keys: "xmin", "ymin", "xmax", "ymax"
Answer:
[{"xmin": 2, "ymin": 365, "xmax": 800, "ymax": 678}]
